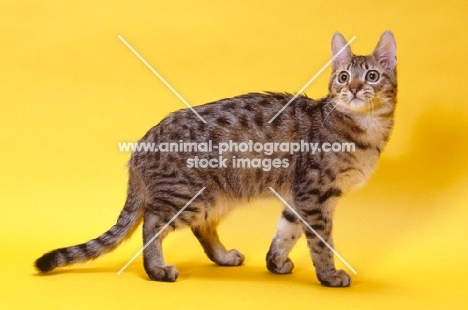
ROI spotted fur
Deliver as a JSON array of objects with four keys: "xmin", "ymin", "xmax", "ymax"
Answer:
[{"xmin": 35, "ymin": 31, "xmax": 397, "ymax": 287}]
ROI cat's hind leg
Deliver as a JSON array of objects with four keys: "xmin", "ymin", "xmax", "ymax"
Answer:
[
  {"xmin": 142, "ymin": 209, "xmax": 179, "ymax": 282},
  {"xmin": 266, "ymin": 209, "xmax": 303, "ymax": 274},
  {"xmin": 191, "ymin": 222, "xmax": 245, "ymax": 266}
]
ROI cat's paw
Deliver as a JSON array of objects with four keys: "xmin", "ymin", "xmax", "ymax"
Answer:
[
  {"xmin": 218, "ymin": 249, "xmax": 245, "ymax": 266},
  {"xmin": 266, "ymin": 255, "xmax": 295, "ymax": 274},
  {"xmin": 318, "ymin": 269, "xmax": 351, "ymax": 287},
  {"xmin": 146, "ymin": 265, "xmax": 179, "ymax": 282}
]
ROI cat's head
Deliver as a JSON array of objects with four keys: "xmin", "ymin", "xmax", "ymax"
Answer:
[{"xmin": 329, "ymin": 31, "xmax": 397, "ymax": 115}]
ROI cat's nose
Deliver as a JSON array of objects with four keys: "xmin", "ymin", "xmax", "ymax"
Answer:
[{"xmin": 350, "ymin": 84, "xmax": 362, "ymax": 95}]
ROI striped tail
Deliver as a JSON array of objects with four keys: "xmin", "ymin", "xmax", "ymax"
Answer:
[{"xmin": 35, "ymin": 173, "xmax": 145, "ymax": 272}]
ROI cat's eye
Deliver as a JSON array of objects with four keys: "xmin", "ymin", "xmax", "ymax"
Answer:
[
  {"xmin": 337, "ymin": 71, "xmax": 349, "ymax": 84},
  {"xmin": 365, "ymin": 70, "xmax": 380, "ymax": 82}
]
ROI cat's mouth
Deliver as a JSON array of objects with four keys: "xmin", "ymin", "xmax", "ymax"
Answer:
[
  {"xmin": 348, "ymin": 97, "xmax": 368, "ymax": 112},
  {"xmin": 350, "ymin": 97, "xmax": 364, "ymax": 104}
]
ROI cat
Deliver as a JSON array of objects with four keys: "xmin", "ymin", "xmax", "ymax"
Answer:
[{"xmin": 35, "ymin": 31, "xmax": 397, "ymax": 287}]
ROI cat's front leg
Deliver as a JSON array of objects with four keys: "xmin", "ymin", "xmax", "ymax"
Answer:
[
  {"xmin": 266, "ymin": 209, "xmax": 303, "ymax": 274},
  {"xmin": 295, "ymin": 189, "xmax": 351, "ymax": 287}
]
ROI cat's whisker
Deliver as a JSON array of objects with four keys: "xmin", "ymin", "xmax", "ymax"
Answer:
[
  {"xmin": 379, "ymin": 97, "xmax": 394, "ymax": 109},
  {"xmin": 374, "ymin": 96, "xmax": 395, "ymax": 117},
  {"xmin": 321, "ymin": 100, "xmax": 335, "ymax": 113},
  {"xmin": 318, "ymin": 100, "xmax": 338, "ymax": 136},
  {"xmin": 367, "ymin": 97, "xmax": 374, "ymax": 116}
]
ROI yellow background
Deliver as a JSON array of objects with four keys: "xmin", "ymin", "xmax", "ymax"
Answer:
[{"xmin": 1, "ymin": 0, "xmax": 468, "ymax": 309}]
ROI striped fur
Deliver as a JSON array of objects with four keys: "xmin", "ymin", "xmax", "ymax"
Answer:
[{"xmin": 35, "ymin": 31, "xmax": 397, "ymax": 287}]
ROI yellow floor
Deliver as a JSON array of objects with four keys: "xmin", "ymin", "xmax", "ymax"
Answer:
[{"xmin": 2, "ymin": 1, "xmax": 468, "ymax": 309}]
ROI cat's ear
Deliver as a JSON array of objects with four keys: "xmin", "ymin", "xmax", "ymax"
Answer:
[
  {"xmin": 372, "ymin": 31, "xmax": 397, "ymax": 70},
  {"xmin": 331, "ymin": 32, "xmax": 352, "ymax": 70}
]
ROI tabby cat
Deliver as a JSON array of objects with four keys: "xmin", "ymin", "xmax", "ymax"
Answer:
[{"xmin": 35, "ymin": 31, "xmax": 397, "ymax": 287}]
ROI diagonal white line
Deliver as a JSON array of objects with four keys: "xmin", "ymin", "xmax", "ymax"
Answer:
[
  {"xmin": 268, "ymin": 36, "xmax": 356, "ymax": 123},
  {"xmin": 117, "ymin": 187, "xmax": 206, "ymax": 275},
  {"xmin": 268, "ymin": 187, "xmax": 357, "ymax": 274},
  {"xmin": 118, "ymin": 35, "xmax": 207, "ymax": 123}
]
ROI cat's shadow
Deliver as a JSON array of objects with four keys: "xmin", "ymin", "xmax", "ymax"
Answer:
[
  {"xmin": 32, "ymin": 261, "xmax": 385, "ymax": 291},
  {"xmin": 373, "ymin": 105, "xmax": 468, "ymax": 199},
  {"xmin": 347, "ymin": 104, "xmax": 468, "ymax": 265},
  {"xmin": 132, "ymin": 261, "xmax": 385, "ymax": 291}
]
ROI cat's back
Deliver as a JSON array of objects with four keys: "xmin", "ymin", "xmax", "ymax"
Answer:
[{"xmin": 140, "ymin": 92, "xmax": 321, "ymax": 144}]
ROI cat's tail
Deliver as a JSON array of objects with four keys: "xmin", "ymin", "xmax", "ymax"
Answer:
[{"xmin": 34, "ymin": 168, "xmax": 146, "ymax": 273}]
